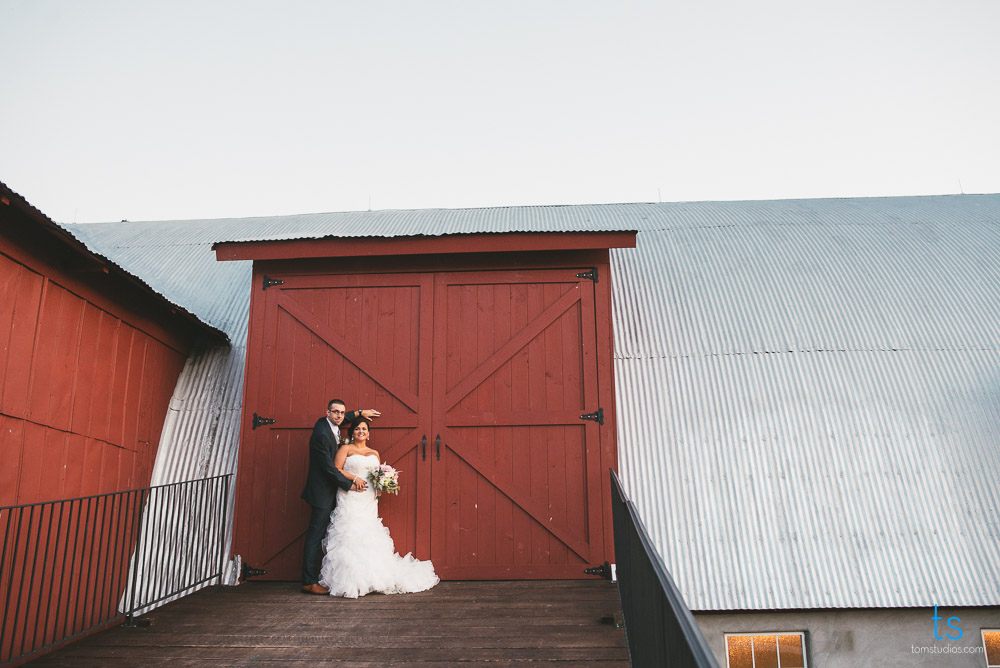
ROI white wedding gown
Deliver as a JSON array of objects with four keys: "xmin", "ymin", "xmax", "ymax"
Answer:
[{"xmin": 319, "ymin": 454, "xmax": 439, "ymax": 598}]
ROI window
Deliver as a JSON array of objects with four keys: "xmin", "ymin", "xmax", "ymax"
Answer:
[
  {"xmin": 725, "ymin": 633, "xmax": 806, "ymax": 668},
  {"xmin": 984, "ymin": 630, "xmax": 1000, "ymax": 668}
]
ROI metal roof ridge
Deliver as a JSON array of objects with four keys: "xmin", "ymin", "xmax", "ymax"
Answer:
[{"xmin": 76, "ymin": 192, "xmax": 1000, "ymax": 227}]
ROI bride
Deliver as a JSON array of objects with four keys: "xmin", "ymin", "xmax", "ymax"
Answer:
[{"xmin": 319, "ymin": 416, "xmax": 439, "ymax": 598}]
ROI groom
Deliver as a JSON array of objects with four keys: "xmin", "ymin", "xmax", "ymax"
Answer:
[{"xmin": 300, "ymin": 398, "xmax": 380, "ymax": 594}]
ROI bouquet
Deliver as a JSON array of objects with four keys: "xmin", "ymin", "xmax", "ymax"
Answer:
[{"xmin": 368, "ymin": 462, "xmax": 400, "ymax": 496}]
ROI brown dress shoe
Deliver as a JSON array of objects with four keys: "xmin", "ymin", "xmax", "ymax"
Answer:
[
  {"xmin": 305, "ymin": 583, "xmax": 329, "ymax": 595},
  {"xmin": 300, "ymin": 585, "xmax": 312, "ymax": 593}
]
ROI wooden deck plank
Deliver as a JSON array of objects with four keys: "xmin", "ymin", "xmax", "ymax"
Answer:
[{"xmin": 28, "ymin": 581, "xmax": 627, "ymax": 665}]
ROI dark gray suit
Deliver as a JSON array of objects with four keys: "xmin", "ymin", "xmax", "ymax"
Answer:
[{"xmin": 300, "ymin": 413, "xmax": 359, "ymax": 585}]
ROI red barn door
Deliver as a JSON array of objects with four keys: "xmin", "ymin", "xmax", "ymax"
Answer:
[
  {"xmin": 234, "ymin": 273, "xmax": 434, "ymax": 578},
  {"xmin": 430, "ymin": 269, "xmax": 604, "ymax": 578},
  {"xmin": 235, "ymin": 265, "xmax": 607, "ymax": 579}
]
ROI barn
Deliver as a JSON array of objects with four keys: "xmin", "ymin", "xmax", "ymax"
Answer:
[
  {"xmin": 214, "ymin": 231, "xmax": 634, "ymax": 580},
  {"xmin": 5, "ymin": 187, "xmax": 1000, "ymax": 665},
  {"xmin": 0, "ymin": 182, "xmax": 227, "ymax": 662}
]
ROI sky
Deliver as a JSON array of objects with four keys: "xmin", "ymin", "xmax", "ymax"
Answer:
[{"xmin": 2, "ymin": 0, "xmax": 998, "ymax": 223}]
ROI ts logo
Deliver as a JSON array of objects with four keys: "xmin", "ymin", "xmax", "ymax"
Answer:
[{"xmin": 932, "ymin": 605, "xmax": 962, "ymax": 640}]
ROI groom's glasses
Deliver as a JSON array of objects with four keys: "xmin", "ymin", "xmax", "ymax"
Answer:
[{"xmin": 328, "ymin": 409, "xmax": 345, "ymax": 416}]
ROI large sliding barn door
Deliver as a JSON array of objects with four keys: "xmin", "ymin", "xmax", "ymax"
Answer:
[
  {"xmin": 236, "ymin": 267, "xmax": 605, "ymax": 579},
  {"xmin": 430, "ymin": 270, "xmax": 604, "ymax": 578},
  {"xmin": 235, "ymin": 273, "xmax": 434, "ymax": 579}
]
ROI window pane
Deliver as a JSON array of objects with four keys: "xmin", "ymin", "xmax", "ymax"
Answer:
[
  {"xmin": 778, "ymin": 634, "xmax": 805, "ymax": 667},
  {"xmin": 984, "ymin": 631, "xmax": 1000, "ymax": 667},
  {"xmin": 753, "ymin": 635, "xmax": 779, "ymax": 668},
  {"xmin": 726, "ymin": 636, "xmax": 753, "ymax": 668}
]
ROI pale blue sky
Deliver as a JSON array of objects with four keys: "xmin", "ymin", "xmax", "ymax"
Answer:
[{"xmin": 2, "ymin": 0, "xmax": 998, "ymax": 223}]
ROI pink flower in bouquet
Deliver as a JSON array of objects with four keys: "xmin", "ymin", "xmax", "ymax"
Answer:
[{"xmin": 369, "ymin": 462, "xmax": 401, "ymax": 496}]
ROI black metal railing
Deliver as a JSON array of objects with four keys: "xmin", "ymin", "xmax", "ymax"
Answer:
[
  {"xmin": 611, "ymin": 469, "xmax": 719, "ymax": 667},
  {"xmin": 0, "ymin": 474, "xmax": 231, "ymax": 665}
]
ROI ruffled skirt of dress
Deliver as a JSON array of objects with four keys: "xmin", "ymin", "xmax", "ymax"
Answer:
[{"xmin": 319, "ymin": 488, "xmax": 439, "ymax": 598}]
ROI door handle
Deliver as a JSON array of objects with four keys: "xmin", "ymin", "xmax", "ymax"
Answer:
[
  {"xmin": 420, "ymin": 435, "xmax": 426, "ymax": 461},
  {"xmin": 435, "ymin": 434, "xmax": 441, "ymax": 461}
]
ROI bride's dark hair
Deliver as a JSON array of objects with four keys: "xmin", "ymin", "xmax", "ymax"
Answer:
[{"xmin": 345, "ymin": 415, "xmax": 372, "ymax": 443}]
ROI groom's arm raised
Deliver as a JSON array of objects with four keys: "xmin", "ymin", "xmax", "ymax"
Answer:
[{"xmin": 344, "ymin": 408, "xmax": 382, "ymax": 423}]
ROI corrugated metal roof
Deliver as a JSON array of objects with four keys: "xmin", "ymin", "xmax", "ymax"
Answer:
[
  {"xmin": 0, "ymin": 181, "xmax": 227, "ymax": 342},
  {"xmin": 65, "ymin": 193, "xmax": 1000, "ymax": 610}
]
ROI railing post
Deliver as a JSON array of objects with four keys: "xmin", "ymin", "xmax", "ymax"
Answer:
[{"xmin": 123, "ymin": 487, "xmax": 149, "ymax": 627}]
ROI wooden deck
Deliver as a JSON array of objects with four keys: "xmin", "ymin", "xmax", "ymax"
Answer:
[{"xmin": 27, "ymin": 580, "xmax": 628, "ymax": 666}]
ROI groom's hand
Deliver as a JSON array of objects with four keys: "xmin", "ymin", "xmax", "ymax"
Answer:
[
  {"xmin": 360, "ymin": 409, "xmax": 381, "ymax": 419},
  {"xmin": 352, "ymin": 477, "xmax": 368, "ymax": 492}
]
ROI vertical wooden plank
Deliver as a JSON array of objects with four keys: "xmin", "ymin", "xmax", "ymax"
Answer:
[
  {"xmin": 49, "ymin": 287, "xmax": 86, "ymax": 433},
  {"xmin": 62, "ymin": 433, "xmax": 87, "ymax": 498},
  {"xmin": 562, "ymin": 297, "xmax": 586, "ymax": 547},
  {"xmin": 592, "ymin": 257, "xmax": 617, "ymax": 563},
  {"xmin": 392, "ymin": 286, "xmax": 411, "ymax": 398},
  {"xmin": 306, "ymin": 286, "xmax": 331, "ymax": 423},
  {"xmin": 321, "ymin": 286, "xmax": 343, "ymax": 415},
  {"xmin": 37, "ymin": 428, "xmax": 65, "ymax": 502},
  {"xmin": 0, "ymin": 257, "xmax": 22, "ymax": 406},
  {"xmin": 81, "ymin": 436, "xmax": 104, "ymax": 496},
  {"xmin": 133, "ymin": 337, "xmax": 161, "ymax": 482},
  {"xmin": 474, "ymin": 285, "xmax": 495, "ymax": 567},
  {"xmin": 89, "ymin": 318, "xmax": 119, "ymax": 444},
  {"xmin": 70, "ymin": 303, "xmax": 104, "ymax": 437},
  {"xmin": 509, "ymin": 283, "xmax": 531, "ymax": 568},
  {"xmin": 0, "ymin": 416, "xmax": 24, "ymax": 507},
  {"xmin": 16, "ymin": 423, "xmax": 47, "ymax": 504},
  {"xmin": 431, "ymin": 275, "xmax": 454, "ymax": 568},
  {"xmin": 579, "ymin": 272, "xmax": 605, "ymax": 563},
  {"xmin": 101, "ymin": 443, "xmax": 122, "ymax": 495},
  {"xmin": 374, "ymin": 287, "xmax": 395, "ymax": 410},
  {"xmin": 1, "ymin": 264, "xmax": 43, "ymax": 419},
  {"xmin": 121, "ymin": 333, "xmax": 147, "ymax": 454},
  {"xmin": 415, "ymin": 275, "xmax": 434, "ymax": 560},
  {"xmin": 542, "ymin": 283, "xmax": 565, "ymax": 563},
  {"xmin": 525, "ymin": 284, "xmax": 548, "ymax": 564},
  {"xmin": 107, "ymin": 326, "xmax": 134, "ymax": 449},
  {"xmin": 264, "ymin": 428, "xmax": 290, "ymax": 562},
  {"xmin": 27, "ymin": 282, "xmax": 60, "ymax": 427},
  {"xmin": 233, "ymin": 268, "xmax": 264, "ymax": 562},
  {"xmin": 493, "ymin": 284, "xmax": 514, "ymax": 568},
  {"xmin": 458, "ymin": 283, "xmax": 476, "ymax": 415}
]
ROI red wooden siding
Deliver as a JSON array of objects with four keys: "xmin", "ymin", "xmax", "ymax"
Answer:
[
  {"xmin": 0, "ymin": 248, "xmax": 187, "ymax": 507},
  {"xmin": 234, "ymin": 251, "xmax": 617, "ymax": 580}
]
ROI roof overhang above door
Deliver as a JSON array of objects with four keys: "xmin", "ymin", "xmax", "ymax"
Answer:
[{"xmin": 213, "ymin": 231, "xmax": 636, "ymax": 262}]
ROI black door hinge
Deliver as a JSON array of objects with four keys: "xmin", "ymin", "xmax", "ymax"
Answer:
[
  {"xmin": 241, "ymin": 562, "xmax": 267, "ymax": 581},
  {"xmin": 584, "ymin": 561, "xmax": 612, "ymax": 579},
  {"xmin": 579, "ymin": 407, "xmax": 604, "ymax": 425},
  {"xmin": 576, "ymin": 267, "xmax": 598, "ymax": 283},
  {"xmin": 262, "ymin": 275, "xmax": 285, "ymax": 290},
  {"xmin": 252, "ymin": 413, "xmax": 276, "ymax": 430}
]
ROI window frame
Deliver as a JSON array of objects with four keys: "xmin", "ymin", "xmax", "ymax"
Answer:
[
  {"xmin": 983, "ymin": 629, "xmax": 1000, "ymax": 668},
  {"xmin": 724, "ymin": 631, "xmax": 809, "ymax": 668}
]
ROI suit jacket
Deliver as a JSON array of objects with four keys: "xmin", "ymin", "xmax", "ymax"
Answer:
[{"xmin": 300, "ymin": 413, "xmax": 359, "ymax": 508}]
